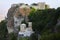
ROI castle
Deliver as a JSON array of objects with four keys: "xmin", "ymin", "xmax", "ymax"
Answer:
[{"xmin": 7, "ymin": 2, "xmax": 49, "ymax": 37}]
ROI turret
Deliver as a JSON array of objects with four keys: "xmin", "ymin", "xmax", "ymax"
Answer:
[
  {"xmin": 28, "ymin": 22, "xmax": 32, "ymax": 31},
  {"xmin": 20, "ymin": 23, "xmax": 26, "ymax": 32}
]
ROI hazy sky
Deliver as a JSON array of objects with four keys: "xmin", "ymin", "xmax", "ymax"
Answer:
[{"xmin": 0, "ymin": 0, "xmax": 60, "ymax": 21}]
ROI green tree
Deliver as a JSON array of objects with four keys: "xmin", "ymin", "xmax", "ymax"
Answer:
[
  {"xmin": 28, "ymin": 8, "xmax": 59, "ymax": 34},
  {"xmin": 29, "ymin": 33, "xmax": 38, "ymax": 40},
  {"xmin": 40, "ymin": 33, "xmax": 60, "ymax": 40},
  {"xmin": 8, "ymin": 33, "xmax": 17, "ymax": 40},
  {"xmin": 0, "ymin": 20, "xmax": 8, "ymax": 40}
]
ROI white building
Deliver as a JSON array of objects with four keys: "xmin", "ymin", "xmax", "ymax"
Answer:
[
  {"xmin": 31, "ymin": 2, "xmax": 49, "ymax": 10},
  {"xmin": 18, "ymin": 22, "xmax": 34, "ymax": 37},
  {"xmin": 38, "ymin": 2, "xmax": 45, "ymax": 9}
]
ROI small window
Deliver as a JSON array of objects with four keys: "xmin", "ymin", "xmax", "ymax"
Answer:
[{"xmin": 19, "ymin": 34, "xmax": 24, "ymax": 36}]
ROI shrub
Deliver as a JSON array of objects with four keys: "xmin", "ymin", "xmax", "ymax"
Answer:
[{"xmin": 40, "ymin": 33, "xmax": 60, "ymax": 40}]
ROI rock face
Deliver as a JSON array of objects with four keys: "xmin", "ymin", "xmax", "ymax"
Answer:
[
  {"xmin": 7, "ymin": 5, "xmax": 18, "ymax": 33},
  {"xmin": 56, "ymin": 18, "xmax": 60, "ymax": 26},
  {"xmin": 7, "ymin": 3, "xmax": 31, "ymax": 33}
]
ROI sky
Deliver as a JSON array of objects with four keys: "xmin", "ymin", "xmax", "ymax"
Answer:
[{"xmin": 0, "ymin": 0, "xmax": 60, "ymax": 22}]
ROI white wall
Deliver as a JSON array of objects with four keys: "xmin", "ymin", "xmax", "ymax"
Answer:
[{"xmin": 7, "ymin": 27, "xmax": 14, "ymax": 33}]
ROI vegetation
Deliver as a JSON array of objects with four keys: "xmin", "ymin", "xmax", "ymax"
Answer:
[
  {"xmin": 0, "ymin": 7, "xmax": 60, "ymax": 40},
  {"xmin": 0, "ymin": 20, "xmax": 17, "ymax": 40},
  {"xmin": 29, "ymin": 33, "xmax": 38, "ymax": 40},
  {"xmin": 8, "ymin": 33, "xmax": 17, "ymax": 40},
  {"xmin": 40, "ymin": 33, "xmax": 60, "ymax": 40},
  {"xmin": 19, "ymin": 37, "xmax": 29, "ymax": 40},
  {"xmin": 0, "ymin": 20, "xmax": 8, "ymax": 40},
  {"xmin": 28, "ymin": 7, "xmax": 60, "ymax": 40},
  {"xmin": 28, "ymin": 8, "xmax": 60, "ymax": 34}
]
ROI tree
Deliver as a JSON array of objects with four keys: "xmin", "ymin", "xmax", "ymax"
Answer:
[
  {"xmin": 28, "ymin": 8, "xmax": 59, "ymax": 34},
  {"xmin": 0, "ymin": 20, "xmax": 8, "ymax": 40},
  {"xmin": 40, "ymin": 33, "xmax": 60, "ymax": 40},
  {"xmin": 29, "ymin": 33, "xmax": 38, "ymax": 40}
]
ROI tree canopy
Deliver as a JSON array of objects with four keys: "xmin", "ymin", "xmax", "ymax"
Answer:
[
  {"xmin": 0, "ymin": 20, "xmax": 8, "ymax": 40},
  {"xmin": 28, "ymin": 8, "xmax": 60, "ymax": 34}
]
